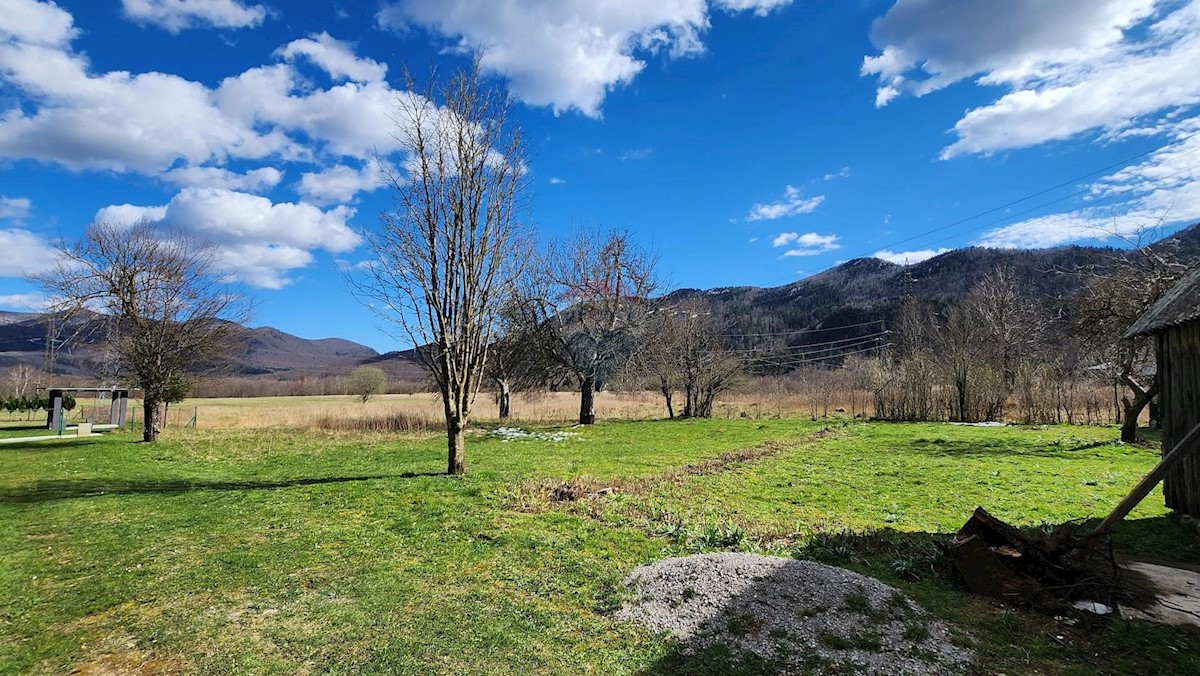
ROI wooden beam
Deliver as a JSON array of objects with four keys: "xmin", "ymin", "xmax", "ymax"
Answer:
[{"xmin": 1089, "ymin": 421, "xmax": 1200, "ymax": 542}]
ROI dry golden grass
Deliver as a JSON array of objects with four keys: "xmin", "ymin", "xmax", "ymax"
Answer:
[{"xmin": 175, "ymin": 389, "xmax": 844, "ymax": 430}]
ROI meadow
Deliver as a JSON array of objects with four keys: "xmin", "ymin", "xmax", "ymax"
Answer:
[{"xmin": 1, "ymin": 403, "xmax": 1198, "ymax": 674}]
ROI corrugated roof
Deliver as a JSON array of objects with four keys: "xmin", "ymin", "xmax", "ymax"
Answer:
[{"xmin": 1126, "ymin": 266, "xmax": 1200, "ymax": 337}]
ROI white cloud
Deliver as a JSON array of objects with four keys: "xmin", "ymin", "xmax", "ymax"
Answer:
[
  {"xmin": 214, "ymin": 65, "xmax": 407, "ymax": 161},
  {"xmin": 94, "ymin": 204, "xmax": 169, "ymax": 224},
  {"xmin": 296, "ymin": 162, "xmax": 388, "ymax": 205},
  {"xmin": 0, "ymin": 4, "xmax": 415, "ymax": 175},
  {"xmin": 122, "ymin": 0, "xmax": 267, "ymax": 33},
  {"xmin": 95, "ymin": 188, "xmax": 361, "ymax": 288},
  {"xmin": 863, "ymin": 0, "xmax": 1155, "ymax": 106},
  {"xmin": 378, "ymin": 0, "xmax": 789, "ymax": 117},
  {"xmin": 214, "ymin": 243, "xmax": 314, "ymax": 289},
  {"xmin": 873, "ymin": 248, "xmax": 950, "ymax": 264},
  {"xmin": 0, "ymin": 0, "xmax": 78, "ymax": 46},
  {"xmin": 975, "ymin": 118, "xmax": 1200, "ymax": 248},
  {"xmin": 0, "ymin": 292, "xmax": 48, "ymax": 311},
  {"xmin": 276, "ymin": 32, "xmax": 388, "ymax": 83},
  {"xmin": 0, "ymin": 196, "xmax": 31, "ymax": 221},
  {"xmin": 746, "ymin": 186, "xmax": 825, "ymax": 221},
  {"xmin": 863, "ymin": 0, "xmax": 1200, "ymax": 159},
  {"xmin": 162, "ymin": 166, "xmax": 283, "ymax": 192},
  {"xmin": 863, "ymin": 0, "xmax": 1200, "ymax": 250},
  {"xmin": 713, "ymin": 0, "xmax": 791, "ymax": 17},
  {"xmin": 773, "ymin": 231, "xmax": 840, "ymax": 257},
  {"xmin": 0, "ymin": 228, "xmax": 57, "ymax": 277},
  {"xmin": 823, "ymin": 166, "xmax": 850, "ymax": 181},
  {"xmin": 549, "ymin": 176, "xmax": 566, "ymax": 185}
]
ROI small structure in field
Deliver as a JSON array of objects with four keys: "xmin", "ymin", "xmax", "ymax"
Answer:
[
  {"xmin": 1126, "ymin": 266, "xmax": 1200, "ymax": 517},
  {"xmin": 39, "ymin": 386, "xmax": 130, "ymax": 431}
]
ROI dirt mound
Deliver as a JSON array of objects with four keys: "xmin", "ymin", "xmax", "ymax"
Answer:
[{"xmin": 617, "ymin": 553, "xmax": 972, "ymax": 674}]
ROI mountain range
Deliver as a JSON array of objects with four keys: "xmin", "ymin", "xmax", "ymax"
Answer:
[{"xmin": 2, "ymin": 223, "xmax": 1196, "ymax": 381}]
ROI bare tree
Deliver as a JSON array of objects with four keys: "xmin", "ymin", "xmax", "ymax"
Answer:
[
  {"xmin": 876, "ymin": 297, "xmax": 937, "ymax": 421},
  {"xmin": 34, "ymin": 220, "xmax": 246, "ymax": 442},
  {"xmin": 350, "ymin": 366, "xmax": 388, "ymax": 404},
  {"xmin": 348, "ymin": 58, "xmax": 530, "ymax": 474},
  {"xmin": 1073, "ymin": 223, "xmax": 1194, "ymax": 441},
  {"xmin": 639, "ymin": 297, "xmax": 742, "ymax": 419},
  {"xmin": 4, "ymin": 364, "xmax": 35, "ymax": 398},
  {"xmin": 525, "ymin": 228, "xmax": 657, "ymax": 425}
]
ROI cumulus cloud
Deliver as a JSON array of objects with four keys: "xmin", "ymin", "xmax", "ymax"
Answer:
[
  {"xmin": 746, "ymin": 186, "xmax": 825, "ymax": 221},
  {"xmin": 772, "ymin": 231, "xmax": 840, "ymax": 257},
  {"xmin": 873, "ymin": 248, "xmax": 950, "ymax": 264},
  {"xmin": 863, "ymin": 0, "xmax": 1200, "ymax": 250},
  {"xmin": 122, "ymin": 0, "xmax": 267, "ymax": 33},
  {"xmin": 0, "ymin": 0, "xmax": 77, "ymax": 45},
  {"xmin": 862, "ymin": 0, "xmax": 1200, "ymax": 158},
  {"xmin": 162, "ymin": 166, "xmax": 283, "ymax": 192},
  {"xmin": 276, "ymin": 32, "xmax": 388, "ymax": 83},
  {"xmin": 378, "ymin": 0, "xmax": 787, "ymax": 116},
  {"xmin": 296, "ymin": 162, "xmax": 388, "ymax": 205},
  {"xmin": 94, "ymin": 204, "xmax": 169, "ymax": 224},
  {"xmin": 95, "ymin": 188, "xmax": 361, "ymax": 288},
  {"xmin": 0, "ymin": 228, "xmax": 58, "ymax": 277},
  {"xmin": 0, "ymin": 3, "xmax": 411, "ymax": 174},
  {"xmin": 0, "ymin": 196, "xmax": 31, "ymax": 221}
]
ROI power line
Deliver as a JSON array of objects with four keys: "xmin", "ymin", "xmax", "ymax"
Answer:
[
  {"xmin": 872, "ymin": 130, "xmax": 1200, "ymax": 255},
  {"xmin": 749, "ymin": 342, "xmax": 892, "ymax": 368},
  {"xmin": 721, "ymin": 319, "xmax": 885, "ymax": 338},
  {"xmin": 728, "ymin": 330, "xmax": 890, "ymax": 354},
  {"xmin": 913, "ymin": 159, "xmax": 1200, "ymax": 252}
]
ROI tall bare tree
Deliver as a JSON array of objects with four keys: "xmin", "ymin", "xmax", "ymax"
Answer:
[
  {"xmin": 349, "ymin": 58, "xmax": 530, "ymax": 474},
  {"xmin": 525, "ymin": 228, "xmax": 657, "ymax": 425},
  {"xmin": 34, "ymin": 220, "xmax": 246, "ymax": 442}
]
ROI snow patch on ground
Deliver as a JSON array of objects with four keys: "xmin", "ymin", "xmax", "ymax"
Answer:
[{"xmin": 490, "ymin": 427, "xmax": 582, "ymax": 443}]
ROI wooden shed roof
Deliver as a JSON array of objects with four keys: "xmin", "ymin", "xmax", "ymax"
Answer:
[{"xmin": 1126, "ymin": 266, "xmax": 1200, "ymax": 337}]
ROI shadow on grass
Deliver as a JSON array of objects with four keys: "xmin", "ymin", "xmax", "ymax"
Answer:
[
  {"xmin": 0, "ymin": 471, "xmax": 444, "ymax": 504},
  {"xmin": 901, "ymin": 435, "xmax": 1122, "ymax": 459},
  {"xmin": 0, "ymin": 437, "xmax": 111, "ymax": 451}
]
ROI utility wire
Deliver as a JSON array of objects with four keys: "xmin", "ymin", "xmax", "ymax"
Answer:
[
  {"xmin": 872, "ymin": 130, "xmax": 1200, "ymax": 255},
  {"xmin": 728, "ymin": 331, "xmax": 890, "ymax": 354},
  {"xmin": 721, "ymin": 319, "xmax": 885, "ymax": 338}
]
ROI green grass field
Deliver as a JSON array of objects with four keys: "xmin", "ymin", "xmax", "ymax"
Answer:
[{"xmin": 2, "ymin": 419, "xmax": 1197, "ymax": 674}]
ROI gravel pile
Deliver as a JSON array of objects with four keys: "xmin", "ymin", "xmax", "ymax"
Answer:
[{"xmin": 616, "ymin": 553, "xmax": 972, "ymax": 674}]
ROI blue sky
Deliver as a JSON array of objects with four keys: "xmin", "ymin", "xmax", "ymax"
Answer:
[{"xmin": 2, "ymin": 0, "xmax": 1198, "ymax": 352}]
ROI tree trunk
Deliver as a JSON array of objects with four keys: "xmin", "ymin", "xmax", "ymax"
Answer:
[
  {"xmin": 498, "ymin": 380, "xmax": 511, "ymax": 419},
  {"xmin": 579, "ymin": 377, "xmax": 596, "ymax": 425},
  {"xmin": 446, "ymin": 416, "xmax": 465, "ymax": 475},
  {"xmin": 1120, "ymin": 374, "xmax": 1159, "ymax": 443},
  {"xmin": 143, "ymin": 398, "xmax": 160, "ymax": 443},
  {"xmin": 660, "ymin": 377, "xmax": 674, "ymax": 419}
]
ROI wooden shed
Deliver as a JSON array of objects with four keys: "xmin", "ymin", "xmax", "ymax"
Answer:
[{"xmin": 1127, "ymin": 266, "xmax": 1200, "ymax": 517}]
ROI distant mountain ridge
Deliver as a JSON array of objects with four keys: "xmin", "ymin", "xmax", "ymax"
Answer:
[
  {"xmin": 0, "ymin": 311, "xmax": 380, "ymax": 378},
  {"xmin": 670, "ymin": 222, "xmax": 1200, "ymax": 352},
  {"xmin": 2, "ymin": 223, "xmax": 1196, "ymax": 379}
]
